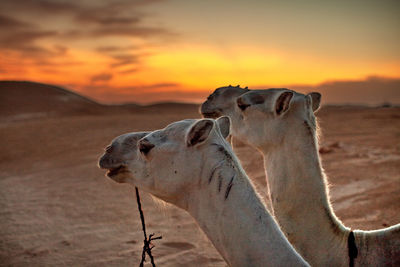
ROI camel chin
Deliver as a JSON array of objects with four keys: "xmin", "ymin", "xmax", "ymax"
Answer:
[
  {"xmin": 201, "ymin": 111, "xmax": 221, "ymax": 119},
  {"xmin": 106, "ymin": 166, "xmax": 131, "ymax": 183}
]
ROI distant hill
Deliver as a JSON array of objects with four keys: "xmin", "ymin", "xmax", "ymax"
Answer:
[
  {"xmin": 0, "ymin": 81, "xmax": 106, "ymax": 118},
  {"xmin": 0, "ymin": 81, "xmax": 199, "ymax": 121},
  {"xmin": 142, "ymin": 102, "xmax": 200, "ymax": 113},
  {"xmin": 290, "ymin": 77, "xmax": 400, "ymax": 106}
]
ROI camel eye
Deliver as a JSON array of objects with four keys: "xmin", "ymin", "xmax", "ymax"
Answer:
[
  {"xmin": 237, "ymin": 98, "xmax": 249, "ymax": 111},
  {"xmin": 139, "ymin": 139, "xmax": 155, "ymax": 155}
]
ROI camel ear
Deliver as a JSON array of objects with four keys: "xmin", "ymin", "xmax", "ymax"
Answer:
[
  {"xmin": 307, "ymin": 92, "xmax": 321, "ymax": 112},
  {"xmin": 275, "ymin": 91, "xmax": 293, "ymax": 115},
  {"xmin": 187, "ymin": 119, "xmax": 214, "ymax": 146},
  {"xmin": 216, "ymin": 116, "xmax": 230, "ymax": 139},
  {"xmin": 236, "ymin": 92, "xmax": 264, "ymax": 111}
]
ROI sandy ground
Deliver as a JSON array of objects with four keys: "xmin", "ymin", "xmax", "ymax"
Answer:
[{"xmin": 1, "ymin": 105, "xmax": 399, "ymax": 266}]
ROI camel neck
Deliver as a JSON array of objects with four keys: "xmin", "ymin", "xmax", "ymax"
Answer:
[
  {"xmin": 262, "ymin": 126, "xmax": 349, "ymax": 265},
  {"xmin": 187, "ymin": 152, "xmax": 308, "ymax": 267}
]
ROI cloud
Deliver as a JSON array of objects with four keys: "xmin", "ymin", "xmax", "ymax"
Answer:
[
  {"xmin": 110, "ymin": 54, "xmax": 141, "ymax": 68},
  {"xmin": 0, "ymin": 0, "xmax": 167, "ymax": 16},
  {"xmin": 91, "ymin": 73, "xmax": 113, "ymax": 83},
  {"xmin": 0, "ymin": 14, "xmax": 30, "ymax": 28},
  {"xmin": 0, "ymin": 30, "xmax": 57, "ymax": 50},
  {"xmin": 53, "ymin": 45, "xmax": 68, "ymax": 55},
  {"xmin": 89, "ymin": 26, "xmax": 174, "ymax": 38},
  {"xmin": 96, "ymin": 45, "xmax": 136, "ymax": 53},
  {"xmin": 0, "ymin": 0, "xmax": 83, "ymax": 16},
  {"xmin": 72, "ymin": 3, "xmax": 175, "ymax": 39},
  {"xmin": 0, "ymin": 0, "xmax": 175, "ymax": 40},
  {"xmin": 76, "ymin": 13, "xmax": 141, "ymax": 26},
  {"xmin": 118, "ymin": 67, "xmax": 139, "ymax": 74},
  {"xmin": 0, "ymin": 0, "xmax": 175, "ymax": 52},
  {"xmin": 139, "ymin": 83, "xmax": 181, "ymax": 91},
  {"xmin": 0, "ymin": 0, "xmax": 177, "ymax": 79},
  {"xmin": 0, "ymin": 13, "xmax": 59, "ymax": 58},
  {"xmin": 95, "ymin": 46, "xmax": 147, "ymax": 69}
]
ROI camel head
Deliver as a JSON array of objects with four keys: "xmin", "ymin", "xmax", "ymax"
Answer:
[
  {"xmin": 235, "ymin": 89, "xmax": 321, "ymax": 151},
  {"xmin": 98, "ymin": 117, "xmax": 231, "ymax": 208},
  {"xmin": 200, "ymin": 85, "xmax": 249, "ymax": 119},
  {"xmin": 99, "ymin": 132, "xmax": 149, "ymax": 183}
]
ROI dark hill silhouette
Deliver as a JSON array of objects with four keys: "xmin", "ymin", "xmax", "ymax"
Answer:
[
  {"xmin": 0, "ymin": 81, "xmax": 106, "ymax": 117},
  {"xmin": 0, "ymin": 81, "xmax": 199, "ymax": 121}
]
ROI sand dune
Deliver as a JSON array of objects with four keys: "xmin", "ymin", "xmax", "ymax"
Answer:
[
  {"xmin": 0, "ymin": 81, "xmax": 198, "ymax": 123},
  {"xmin": 0, "ymin": 81, "xmax": 104, "ymax": 118},
  {"xmin": 0, "ymin": 83, "xmax": 399, "ymax": 266}
]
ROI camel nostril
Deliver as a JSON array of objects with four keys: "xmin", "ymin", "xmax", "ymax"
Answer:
[
  {"xmin": 139, "ymin": 139, "xmax": 155, "ymax": 155},
  {"xmin": 105, "ymin": 145, "xmax": 113, "ymax": 153},
  {"xmin": 99, "ymin": 155, "xmax": 113, "ymax": 169}
]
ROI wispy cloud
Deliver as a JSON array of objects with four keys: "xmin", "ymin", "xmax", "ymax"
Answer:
[
  {"xmin": 95, "ymin": 45, "xmax": 146, "ymax": 70},
  {"xmin": 118, "ymin": 67, "xmax": 139, "ymax": 74},
  {"xmin": 0, "ymin": 1, "xmax": 174, "ymax": 51},
  {"xmin": 89, "ymin": 26, "xmax": 173, "ymax": 38},
  {"xmin": 96, "ymin": 45, "xmax": 137, "ymax": 53},
  {"xmin": 0, "ymin": 0, "xmax": 174, "ymax": 39},
  {"xmin": 109, "ymin": 54, "xmax": 141, "ymax": 68},
  {"xmin": 0, "ymin": 14, "xmax": 58, "ymax": 56},
  {"xmin": 0, "ymin": 0, "xmax": 176, "ymax": 83},
  {"xmin": 0, "ymin": 14, "xmax": 30, "ymax": 28},
  {"xmin": 0, "ymin": 30, "xmax": 57, "ymax": 51},
  {"xmin": 90, "ymin": 73, "xmax": 113, "ymax": 83},
  {"xmin": 0, "ymin": 0, "xmax": 79, "ymax": 15},
  {"xmin": 75, "ymin": 13, "xmax": 141, "ymax": 26}
]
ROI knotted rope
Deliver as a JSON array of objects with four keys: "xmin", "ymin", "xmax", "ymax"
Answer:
[{"xmin": 135, "ymin": 187, "xmax": 162, "ymax": 267}]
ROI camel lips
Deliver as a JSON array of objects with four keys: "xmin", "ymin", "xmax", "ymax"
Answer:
[{"xmin": 107, "ymin": 166, "xmax": 124, "ymax": 176}]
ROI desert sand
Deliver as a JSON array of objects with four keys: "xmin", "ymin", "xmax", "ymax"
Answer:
[{"xmin": 1, "ymin": 82, "xmax": 399, "ymax": 266}]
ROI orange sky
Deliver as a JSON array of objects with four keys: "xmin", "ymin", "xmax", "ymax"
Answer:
[{"xmin": 0, "ymin": 0, "xmax": 399, "ymax": 104}]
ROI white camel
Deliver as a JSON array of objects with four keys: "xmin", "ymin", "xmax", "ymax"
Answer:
[
  {"xmin": 201, "ymin": 87, "xmax": 400, "ymax": 266},
  {"xmin": 99, "ymin": 117, "xmax": 309, "ymax": 267}
]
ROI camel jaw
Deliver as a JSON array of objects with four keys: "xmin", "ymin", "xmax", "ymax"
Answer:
[
  {"xmin": 99, "ymin": 154, "xmax": 129, "ymax": 179},
  {"xmin": 106, "ymin": 166, "xmax": 126, "ymax": 177},
  {"xmin": 104, "ymin": 166, "xmax": 133, "ymax": 184},
  {"xmin": 201, "ymin": 110, "xmax": 222, "ymax": 119}
]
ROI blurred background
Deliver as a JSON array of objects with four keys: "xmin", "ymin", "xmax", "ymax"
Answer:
[{"xmin": 0, "ymin": 0, "xmax": 399, "ymax": 104}]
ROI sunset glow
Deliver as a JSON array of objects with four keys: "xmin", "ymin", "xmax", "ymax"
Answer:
[{"xmin": 1, "ymin": 0, "xmax": 399, "ymax": 104}]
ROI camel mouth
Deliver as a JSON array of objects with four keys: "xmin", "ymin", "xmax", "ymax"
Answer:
[
  {"xmin": 201, "ymin": 111, "xmax": 221, "ymax": 119},
  {"xmin": 106, "ymin": 166, "xmax": 128, "ymax": 177}
]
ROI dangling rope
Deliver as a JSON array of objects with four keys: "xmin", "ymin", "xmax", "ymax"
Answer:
[
  {"xmin": 347, "ymin": 230, "xmax": 358, "ymax": 267},
  {"xmin": 135, "ymin": 187, "xmax": 162, "ymax": 267}
]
